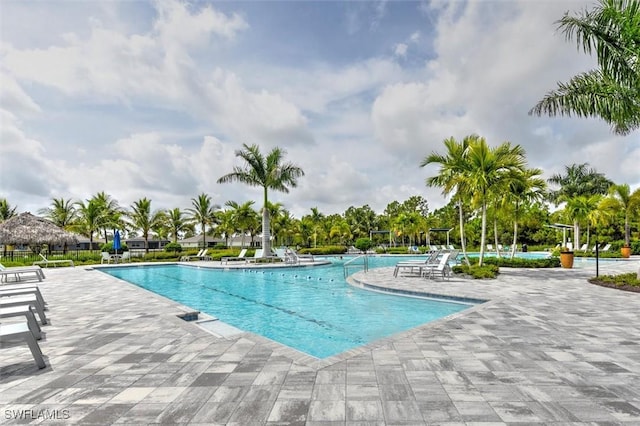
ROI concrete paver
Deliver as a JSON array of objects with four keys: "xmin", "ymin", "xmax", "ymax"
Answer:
[{"xmin": 1, "ymin": 257, "xmax": 639, "ymax": 424}]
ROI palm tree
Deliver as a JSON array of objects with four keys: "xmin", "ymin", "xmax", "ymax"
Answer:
[
  {"xmin": 217, "ymin": 144, "xmax": 304, "ymax": 257},
  {"xmin": 38, "ymin": 198, "xmax": 77, "ymax": 228},
  {"xmin": 504, "ymin": 168, "xmax": 547, "ymax": 258},
  {"xmin": 73, "ymin": 199, "xmax": 103, "ymax": 250},
  {"xmin": 308, "ymin": 207, "xmax": 325, "ymax": 248},
  {"xmin": 91, "ymin": 192, "xmax": 123, "ymax": 243},
  {"xmin": 0, "ymin": 199, "xmax": 17, "ymax": 221},
  {"xmin": 564, "ymin": 194, "xmax": 604, "ymax": 250},
  {"xmin": 226, "ymin": 200, "xmax": 258, "ymax": 248},
  {"xmin": 548, "ymin": 163, "xmax": 613, "ymax": 248},
  {"xmin": 600, "ymin": 184, "xmax": 640, "ymax": 247},
  {"xmin": 530, "ymin": 0, "xmax": 640, "ymax": 135},
  {"xmin": 216, "ymin": 209, "xmax": 236, "ymax": 247},
  {"xmin": 127, "ymin": 198, "xmax": 164, "ymax": 254},
  {"xmin": 187, "ymin": 193, "xmax": 219, "ymax": 249},
  {"xmin": 165, "ymin": 208, "xmax": 192, "ymax": 243},
  {"xmin": 421, "ymin": 136, "xmax": 473, "ymax": 265},
  {"xmin": 465, "ymin": 138, "xmax": 527, "ymax": 265}
]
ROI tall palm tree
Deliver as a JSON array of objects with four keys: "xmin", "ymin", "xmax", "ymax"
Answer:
[
  {"xmin": 128, "ymin": 198, "xmax": 164, "ymax": 254},
  {"xmin": 38, "ymin": 198, "xmax": 77, "ymax": 228},
  {"xmin": 465, "ymin": 138, "xmax": 527, "ymax": 265},
  {"xmin": 265, "ymin": 201, "xmax": 284, "ymax": 245},
  {"xmin": 165, "ymin": 208, "xmax": 192, "ymax": 243},
  {"xmin": 0, "ymin": 199, "xmax": 17, "ymax": 221},
  {"xmin": 421, "ymin": 136, "xmax": 473, "ymax": 265},
  {"xmin": 91, "ymin": 192, "xmax": 123, "ymax": 243},
  {"xmin": 187, "ymin": 193, "xmax": 219, "ymax": 249},
  {"xmin": 217, "ymin": 144, "xmax": 304, "ymax": 257},
  {"xmin": 73, "ymin": 199, "xmax": 103, "ymax": 250},
  {"xmin": 530, "ymin": 0, "xmax": 640, "ymax": 135},
  {"xmin": 548, "ymin": 163, "xmax": 613, "ymax": 248},
  {"xmin": 564, "ymin": 194, "xmax": 604, "ymax": 249},
  {"xmin": 308, "ymin": 207, "xmax": 325, "ymax": 248},
  {"xmin": 600, "ymin": 184, "xmax": 640, "ymax": 246}
]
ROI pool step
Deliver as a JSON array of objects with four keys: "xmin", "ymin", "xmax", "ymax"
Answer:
[{"xmin": 196, "ymin": 319, "xmax": 244, "ymax": 338}]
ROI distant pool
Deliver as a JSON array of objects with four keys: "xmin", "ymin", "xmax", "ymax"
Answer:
[{"xmin": 100, "ymin": 261, "xmax": 476, "ymax": 358}]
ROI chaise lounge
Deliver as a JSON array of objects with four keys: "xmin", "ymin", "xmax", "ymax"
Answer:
[
  {"xmin": 0, "ymin": 264, "xmax": 45, "ymax": 283},
  {"xmin": 0, "ymin": 322, "xmax": 46, "ymax": 368},
  {"xmin": 32, "ymin": 254, "xmax": 74, "ymax": 268}
]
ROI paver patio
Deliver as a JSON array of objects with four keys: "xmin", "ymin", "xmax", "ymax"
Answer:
[{"xmin": 1, "ymin": 257, "xmax": 640, "ymax": 424}]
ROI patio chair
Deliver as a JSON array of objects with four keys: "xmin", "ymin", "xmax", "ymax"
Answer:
[
  {"xmin": 486, "ymin": 244, "xmax": 494, "ymax": 251},
  {"xmin": 287, "ymin": 248, "xmax": 314, "ymax": 263},
  {"xmin": 0, "ymin": 286, "xmax": 46, "ymax": 310},
  {"xmin": 0, "ymin": 322, "xmax": 46, "ymax": 368},
  {"xmin": 33, "ymin": 254, "xmax": 74, "ymax": 268},
  {"xmin": 601, "ymin": 243, "xmax": 612, "ymax": 252},
  {"xmin": 101, "ymin": 252, "xmax": 112, "ymax": 264},
  {"xmin": 0, "ymin": 264, "xmax": 45, "ymax": 283},
  {"xmin": 393, "ymin": 251, "xmax": 441, "ymax": 277},
  {"xmin": 180, "ymin": 249, "xmax": 205, "ymax": 261},
  {"xmin": 0, "ymin": 305, "xmax": 42, "ymax": 339},
  {"xmin": 579, "ymin": 244, "xmax": 588, "ymax": 252},
  {"xmin": 422, "ymin": 253, "xmax": 452, "ymax": 280},
  {"xmin": 120, "ymin": 251, "xmax": 131, "ymax": 263},
  {"xmin": 221, "ymin": 248, "xmax": 248, "ymax": 265},
  {"xmin": 0, "ymin": 294, "xmax": 48, "ymax": 324}
]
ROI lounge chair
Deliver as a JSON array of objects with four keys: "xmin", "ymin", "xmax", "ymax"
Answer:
[
  {"xmin": 486, "ymin": 244, "xmax": 494, "ymax": 251},
  {"xmin": 273, "ymin": 248, "xmax": 296, "ymax": 264},
  {"xmin": 422, "ymin": 253, "xmax": 451, "ymax": 280},
  {"xmin": 0, "ymin": 322, "xmax": 46, "ymax": 368},
  {"xmin": 0, "ymin": 286, "xmax": 46, "ymax": 310},
  {"xmin": 0, "ymin": 264, "xmax": 45, "ymax": 283},
  {"xmin": 246, "ymin": 249, "xmax": 263, "ymax": 263},
  {"xmin": 0, "ymin": 305, "xmax": 42, "ymax": 339},
  {"xmin": 221, "ymin": 248, "xmax": 248, "ymax": 265},
  {"xmin": 120, "ymin": 251, "xmax": 131, "ymax": 263},
  {"xmin": 393, "ymin": 251, "xmax": 441, "ymax": 277},
  {"xmin": 601, "ymin": 243, "xmax": 612, "ymax": 252},
  {"xmin": 0, "ymin": 295, "xmax": 48, "ymax": 325},
  {"xmin": 101, "ymin": 252, "xmax": 112, "ymax": 264},
  {"xmin": 32, "ymin": 254, "xmax": 74, "ymax": 268},
  {"xmin": 180, "ymin": 249, "xmax": 207, "ymax": 262},
  {"xmin": 579, "ymin": 244, "xmax": 588, "ymax": 252},
  {"xmin": 287, "ymin": 248, "xmax": 314, "ymax": 263}
]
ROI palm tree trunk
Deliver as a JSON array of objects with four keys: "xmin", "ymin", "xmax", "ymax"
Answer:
[
  {"xmin": 262, "ymin": 187, "xmax": 270, "ymax": 257},
  {"xmin": 458, "ymin": 200, "xmax": 470, "ymax": 266},
  {"xmin": 510, "ymin": 220, "xmax": 518, "ymax": 259},
  {"xmin": 494, "ymin": 217, "xmax": 501, "ymax": 258},
  {"xmin": 573, "ymin": 220, "xmax": 580, "ymax": 251},
  {"xmin": 479, "ymin": 202, "xmax": 487, "ymax": 266}
]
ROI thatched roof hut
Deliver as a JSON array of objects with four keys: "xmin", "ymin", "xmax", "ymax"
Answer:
[{"xmin": 0, "ymin": 212, "xmax": 79, "ymax": 246}]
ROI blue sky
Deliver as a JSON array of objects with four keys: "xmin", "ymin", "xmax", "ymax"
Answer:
[{"xmin": 1, "ymin": 0, "xmax": 638, "ymax": 219}]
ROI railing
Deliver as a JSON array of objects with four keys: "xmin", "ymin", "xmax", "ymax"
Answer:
[{"xmin": 343, "ymin": 254, "xmax": 368, "ymax": 278}]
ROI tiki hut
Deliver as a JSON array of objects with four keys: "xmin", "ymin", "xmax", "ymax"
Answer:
[{"xmin": 0, "ymin": 212, "xmax": 79, "ymax": 253}]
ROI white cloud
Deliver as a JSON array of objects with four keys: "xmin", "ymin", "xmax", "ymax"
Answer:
[{"xmin": 394, "ymin": 43, "xmax": 408, "ymax": 57}]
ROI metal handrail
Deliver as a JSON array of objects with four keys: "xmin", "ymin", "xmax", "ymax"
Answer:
[{"xmin": 343, "ymin": 254, "xmax": 369, "ymax": 278}]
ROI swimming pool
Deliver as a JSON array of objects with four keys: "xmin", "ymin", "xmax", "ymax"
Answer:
[{"xmin": 100, "ymin": 259, "xmax": 476, "ymax": 358}]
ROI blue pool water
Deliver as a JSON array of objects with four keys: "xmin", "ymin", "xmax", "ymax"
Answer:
[{"xmin": 101, "ymin": 258, "xmax": 475, "ymax": 358}]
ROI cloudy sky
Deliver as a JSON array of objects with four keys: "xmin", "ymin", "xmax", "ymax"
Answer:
[{"xmin": 2, "ymin": 0, "xmax": 638, "ymax": 219}]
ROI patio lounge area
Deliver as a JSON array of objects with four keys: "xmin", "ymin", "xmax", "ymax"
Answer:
[{"xmin": 1, "ymin": 259, "xmax": 640, "ymax": 424}]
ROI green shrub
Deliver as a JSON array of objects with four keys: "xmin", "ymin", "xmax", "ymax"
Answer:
[
  {"xmin": 164, "ymin": 242, "xmax": 182, "ymax": 253},
  {"xmin": 299, "ymin": 246, "xmax": 347, "ymax": 255},
  {"xmin": 452, "ymin": 264, "xmax": 499, "ymax": 279},
  {"xmin": 100, "ymin": 242, "xmax": 128, "ymax": 253},
  {"xmin": 354, "ymin": 238, "xmax": 373, "ymax": 252},
  {"xmin": 589, "ymin": 273, "xmax": 640, "ymax": 289},
  {"xmin": 483, "ymin": 257, "xmax": 560, "ymax": 268}
]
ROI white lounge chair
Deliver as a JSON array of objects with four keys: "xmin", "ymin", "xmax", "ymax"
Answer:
[
  {"xmin": 0, "ymin": 264, "xmax": 45, "ymax": 283},
  {"xmin": 221, "ymin": 249, "xmax": 248, "ymax": 264},
  {"xmin": 0, "ymin": 295, "xmax": 48, "ymax": 325},
  {"xmin": 32, "ymin": 254, "xmax": 74, "ymax": 268},
  {"xmin": 287, "ymin": 248, "xmax": 314, "ymax": 263},
  {"xmin": 0, "ymin": 322, "xmax": 46, "ymax": 368},
  {"xmin": 393, "ymin": 251, "xmax": 441, "ymax": 277},
  {"xmin": 0, "ymin": 287, "xmax": 46, "ymax": 310},
  {"xmin": 0, "ymin": 305, "xmax": 42, "ymax": 339},
  {"xmin": 180, "ymin": 249, "xmax": 206, "ymax": 261},
  {"xmin": 486, "ymin": 244, "xmax": 494, "ymax": 251},
  {"xmin": 579, "ymin": 244, "xmax": 588, "ymax": 252},
  {"xmin": 601, "ymin": 243, "xmax": 612, "ymax": 252},
  {"xmin": 120, "ymin": 251, "xmax": 131, "ymax": 263},
  {"xmin": 422, "ymin": 253, "xmax": 452, "ymax": 280}
]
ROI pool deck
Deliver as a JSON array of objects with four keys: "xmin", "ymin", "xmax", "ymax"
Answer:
[{"xmin": 1, "ymin": 258, "xmax": 640, "ymax": 424}]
